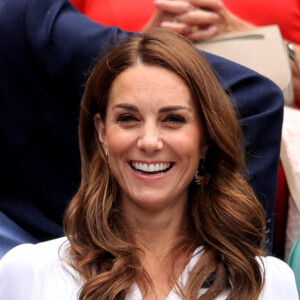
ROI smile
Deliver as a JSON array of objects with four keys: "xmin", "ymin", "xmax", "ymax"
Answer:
[{"xmin": 131, "ymin": 161, "xmax": 173, "ymax": 175}]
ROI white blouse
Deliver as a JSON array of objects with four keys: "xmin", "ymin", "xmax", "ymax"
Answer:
[{"xmin": 0, "ymin": 237, "xmax": 298, "ymax": 300}]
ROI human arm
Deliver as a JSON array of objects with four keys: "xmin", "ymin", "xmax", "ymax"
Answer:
[{"xmin": 0, "ymin": 0, "xmax": 139, "ymax": 242}]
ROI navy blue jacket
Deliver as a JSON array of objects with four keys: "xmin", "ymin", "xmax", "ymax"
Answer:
[{"xmin": 0, "ymin": 0, "xmax": 283, "ymax": 249}]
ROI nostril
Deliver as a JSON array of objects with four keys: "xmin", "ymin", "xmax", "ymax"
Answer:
[
  {"xmin": 137, "ymin": 123, "xmax": 163, "ymax": 152},
  {"xmin": 137, "ymin": 136, "xmax": 163, "ymax": 152}
]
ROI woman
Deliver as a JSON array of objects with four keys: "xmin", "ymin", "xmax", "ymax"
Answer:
[{"xmin": 0, "ymin": 30, "xmax": 297, "ymax": 300}]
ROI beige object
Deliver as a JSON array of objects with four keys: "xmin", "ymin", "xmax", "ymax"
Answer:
[
  {"xmin": 281, "ymin": 107, "xmax": 300, "ymax": 260},
  {"xmin": 195, "ymin": 25, "xmax": 293, "ymax": 106},
  {"xmin": 281, "ymin": 107, "xmax": 300, "ymax": 214},
  {"xmin": 285, "ymin": 195, "xmax": 300, "ymax": 261}
]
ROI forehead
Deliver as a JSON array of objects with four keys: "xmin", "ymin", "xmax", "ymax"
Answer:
[{"xmin": 108, "ymin": 64, "xmax": 194, "ymax": 109}]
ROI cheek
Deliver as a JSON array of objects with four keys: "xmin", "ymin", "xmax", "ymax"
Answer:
[
  {"xmin": 170, "ymin": 128, "xmax": 202, "ymax": 157},
  {"xmin": 106, "ymin": 128, "xmax": 136, "ymax": 156}
]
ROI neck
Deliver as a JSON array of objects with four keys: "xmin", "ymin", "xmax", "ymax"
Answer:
[
  {"xmin": 121, "ymin": 196, "xmax": 193, "ymax": 299},
  {"xmin": 122, "ymin": 199, "xmax": 188, "ymax": 256}
]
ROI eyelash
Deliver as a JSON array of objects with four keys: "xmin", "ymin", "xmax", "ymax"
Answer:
[
  {"xmin": 163, "ymin": 114, "xmax": 186, "ymax": 123},
  {"xmin": 116, "ymin": 113, "xmax": 187, "ymax": 125},
  {"xmin": 116, "ymin": 113, "xmax": 138, "ymax": 122}
]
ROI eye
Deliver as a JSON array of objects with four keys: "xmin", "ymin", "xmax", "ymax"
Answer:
[
  {"xmin": 117, "ymin": 113, "xmax": 138, "ymax": 123},
  {"xmin": 163, "ymin": 114, "xmax": 186, "ymax": 124}
]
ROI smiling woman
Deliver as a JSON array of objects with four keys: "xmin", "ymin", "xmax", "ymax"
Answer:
[
  {"xmin": 60, "ymin": 29, "xmax": 297, "ymax": 300},
  {"xmin": 94, "ymin": 64, "xmax": 205, "ymax": 212},
  {"xmin": 0, "ymin": 30, "xmax": 297, "ymax": 300}
]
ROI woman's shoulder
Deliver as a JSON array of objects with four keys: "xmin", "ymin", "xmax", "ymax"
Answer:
[
  {"xmin": 258, "ymin": 256, "xmax": 299, "ymax": 299},
  {"xmin": 259, "ymin": 255, "xmax": 295, "ymax": 279},
  {"xmin": 0, "ymin": 236, "xmax": 68, "ymax": 267},
  {"xmin": 0, "ymin": 237, "xmax": 81, "ymax": 300},
  {"xmin": 0, "ymin": 237, "xmax": 67, "ymax": 271}
]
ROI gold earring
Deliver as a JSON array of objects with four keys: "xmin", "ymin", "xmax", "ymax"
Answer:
[
  {"xmin": 105, "ymin": 151, "xmax": 111, "ymax": 169},
  {"xmin": 195, "ymin": 159, "xmax": 209, "ymax": 187},
  {"xmin": 195, "ymin": 171, "xmax": 209, "ymax": 186}
]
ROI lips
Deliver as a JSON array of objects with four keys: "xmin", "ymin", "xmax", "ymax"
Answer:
[{"xmin": 131, "ymin": 161, "xmax": 173, "ymax": 175}]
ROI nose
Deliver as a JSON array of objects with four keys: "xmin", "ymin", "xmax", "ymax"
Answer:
[{"xmin": 137, "ymin": 122, "xmax": 163, "ymax": 153}]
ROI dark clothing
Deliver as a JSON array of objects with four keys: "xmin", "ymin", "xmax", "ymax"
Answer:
[{"xmin": 0, "ymin": 0, "xmax": 283, "ymax": 252}]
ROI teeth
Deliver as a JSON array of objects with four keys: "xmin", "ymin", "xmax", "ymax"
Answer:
[{"xmin": 132, "ymin": 162, "xmax": 171, "ymax": 173}]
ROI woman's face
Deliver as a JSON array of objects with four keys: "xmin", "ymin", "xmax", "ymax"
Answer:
[{"xmin": 95, "ymin": 64, "xmax": 208, "ymax": 213}]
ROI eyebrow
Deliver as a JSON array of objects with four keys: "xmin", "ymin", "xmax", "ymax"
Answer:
[
  {"xmin": 112, "ymin": 104, "xmax": 191, "ymax": 113},
  {"xmin": 159, "ymin": 106, "xmax": 191, "ymax": 113},
  {"xmin": 112, "ymin": 104, "xmax": 138, "ymax": 112}
]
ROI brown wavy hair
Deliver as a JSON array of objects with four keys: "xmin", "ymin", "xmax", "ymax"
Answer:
[{"xmin": 64, "ymin": 29, "xmax": 266, "ymax": 300}]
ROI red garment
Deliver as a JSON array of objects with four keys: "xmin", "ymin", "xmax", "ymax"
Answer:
[
  {"xmin": 274, "ymin": 163, "xmax": 290, "ymax": 256},
  {"xmin": 223, "ymin": 0, "xmax": 300, "ymax": 44},
  {"xmin": 71, "ymin": 0, "xmax": 300, "ymax": 44},
  {"xmin": 70, "ymin": 0, "xmax": 156, "ymax": 32}
]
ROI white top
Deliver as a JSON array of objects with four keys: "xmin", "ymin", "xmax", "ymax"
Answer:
[{"xmin": 0, "ymin": 237, "xmax": 298, "ymax": 300}]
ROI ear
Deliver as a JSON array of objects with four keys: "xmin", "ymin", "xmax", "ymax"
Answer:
[
  {"xmin": 199, "ymin": 136, "xmax": 210, "ymax": 159},
  {"xmin": 94, "ymin": 113, "xmax": 108, "ymax": 153}
]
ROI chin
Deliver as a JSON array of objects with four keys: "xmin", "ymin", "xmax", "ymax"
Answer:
[{"xmin": 125, "ymin": 193, "xmax": 172, "ymax": 212}]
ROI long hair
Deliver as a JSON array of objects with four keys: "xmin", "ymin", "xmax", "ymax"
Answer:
[{"xmin": 64, "ymin": 29, "xmax": 266, "ymax": 300}]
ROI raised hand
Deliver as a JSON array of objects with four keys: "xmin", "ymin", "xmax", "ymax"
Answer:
[{"xmin": 143, "ymin": 0, "xmax": 224, "ymax": 41}]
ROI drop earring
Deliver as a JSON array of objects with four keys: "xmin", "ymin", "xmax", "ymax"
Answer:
[
  {"xmin": 195, "ymin": 158, "xmax": 209, "ymax": 187},
  {"xmin": 105, "ymin": 151, "xmax": 111, "ymax": 169}
]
